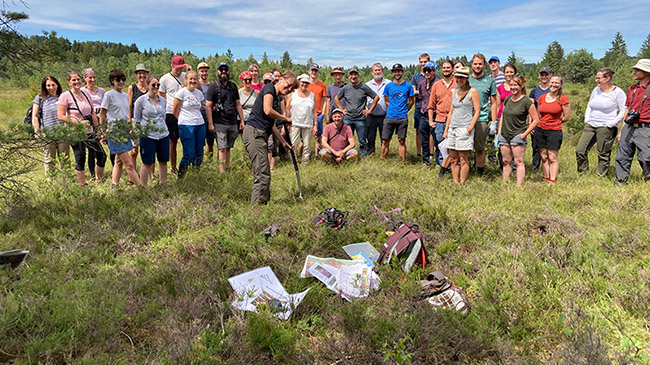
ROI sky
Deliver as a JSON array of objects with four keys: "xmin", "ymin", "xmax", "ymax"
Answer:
[{"xmin": 8, "ymin": 0, "xmax": 650, "ymax": 68}]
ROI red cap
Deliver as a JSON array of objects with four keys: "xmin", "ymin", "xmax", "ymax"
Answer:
[{"xmin": 171, "ymin": 55, "xmax": 187, "ymax": 69}]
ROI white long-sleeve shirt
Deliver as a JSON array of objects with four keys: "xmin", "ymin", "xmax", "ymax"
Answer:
[{"xmin": 584, "ymin": 86, "xmax": 627, "ymax": 128}]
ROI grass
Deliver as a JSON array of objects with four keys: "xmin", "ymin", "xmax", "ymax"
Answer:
[{"xmin": 1, "ymin": 85, "xmax": 649, "ymax": 363}]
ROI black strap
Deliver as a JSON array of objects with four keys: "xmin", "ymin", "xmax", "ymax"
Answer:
[
  {"xmin": 172, "ymin": 75, "xmax": 182, "ymax": 86},
  {"xmin": 68, "ymin": 90, "xmax": 92, "ymax": 115},
  {"xmin": 242, "ymin": 90, "xmax": 255, "ymax": 108},
  {"xmin": 630, "ymin": 83, "xmax": 650, "ymax": 107}
]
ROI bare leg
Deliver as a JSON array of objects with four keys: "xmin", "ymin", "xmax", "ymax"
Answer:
[
  {"xmin": 380, "ymin": 139, "xmax": 390, "ymax": 160},
  {"xmin": 501, "ymin": 145, "xmax": 513, "ymax": 182},
  {"xmin": 540, "ymin": 148, "xmax": 550, "ymax": 180},
  {"xmin": 513, "ymin": 145, "xmax": 527, "ymax": 186},
  {"xmin": 218, "ymin": 148, "xmax": 227, "ymax": 173},
  {"xmin": 398, "ymin": 138, "xmax": 406, "ymax": 162},
  {"xmin": 448, "ymin": 149, "xmax": 460, "ymax": 185},
  {"xmin": 159, "ymin": 162, "xmax": 167, "ymax": 184},
  {"xmin": 459, "ymin": 150, "xmax": 470, "ymax": 183},
  {"xmin": 75, "ymin": 170, "xmax": 86, "ymax": 185},
  {"xmin": 548, "ymin": 149, "xmax": 559, "ymax": 182},
  {"xmin": 476, "ymin": 149, "xmax": 486, "ymax": 168},
  {"xmin": 140, "ymin": 163, "xmax": 152, "ymax": 187}
]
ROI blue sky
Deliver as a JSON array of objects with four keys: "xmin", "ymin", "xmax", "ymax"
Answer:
[{"xmin": 9, "ymin": 0, "xmax": 650, "ymax": 67}]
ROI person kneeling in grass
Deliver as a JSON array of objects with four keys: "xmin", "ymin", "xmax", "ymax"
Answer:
[
  {"xmin": 100, "ymin": 69, "xmax": 143, "ymax": 187},
  {"xmin": 319, "ymin": 108, "xmax": 358, "ymax": 163}
]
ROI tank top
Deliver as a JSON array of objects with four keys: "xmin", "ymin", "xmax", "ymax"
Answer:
[
  {"xmin": 290, "ymin": 91, "xmax": 315, "ymax": 128},
  {"xmin": 130, "ymin": 83, "xmax": 147, "ymax": 118},
  {"xmin": 449, "ymin": 89, "xmax": 474, "ymax": 128}
]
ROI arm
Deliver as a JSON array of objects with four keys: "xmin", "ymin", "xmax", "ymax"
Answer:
[
  {"xmin": 561, "ymin": 102, "xmax": 571, "ymax": 123},
  {"xmin": 31, "ymin": 102, "xmax": 40, "ymax": 134},
  {"xmin": 610, "ymin": 90, "xmax": 628, "ymax": 128},
  {"xmin": 172, "ymin": 97, "xmax": 181, "ymax": 120},
  {"xmin": 496, "ymin": 90, "xmax": 502, "ymax": 117},
  {"xmin": 467, "ymin": 89, "xmax": 481, "ymax": 133},
  {"xmin": 236, "ymin": 100, "xmax": 245, "ymax": 130},
  {"xmin": 127, "ymin": 85, "xmax": 134, "ymax": 122},
  {"xmin": 341, "ymin": 137, "xmax": 355, "ymax": 156},
  {"xmin": 364, "ymin": 95, "xmax": 379, "ymax": 115},
  {"xmin": 205, "ymin": 100, "xmax": 215, "ymax": 133},
  {"xmin": 133, "ymin": 98, "xmax": 143, "ymax": 126},
  {"xmin": 99, "ymin": 108, "xmax": 107, "ymax": 135},
  {"xmin": 443, "ymin": 103, "xmax": 454, "ymax": 139},
  {"xmin": 263, "ymin": 93, "xmax": 291, "ymax": 123},
  {"xmin": 158, "ymin": 91, "xmax": 166, "ymax": 99},
  {"xmin": 490, "ymin": 94, "xmax": 497, "ymax": 122},
  {"xmin": 271, "ymin": 123, "xmax": 291, "ymax": 149},
  {"xmin": 312, "ymin": 103, "xmax": 318, "ymax": 135},
  {"xmin": 521, "ymin": 102, "xmax": 540, "ymax": 138},
  {"xmin": 384, "ymin": 95, "xmax": 390, "ymax": 110},
  {"xmin": 324, "ymin": 97, "xmax": 331, "ymax": 122},
  {"xmin": 57, "ymin": 103, "xmax": 70, "ymax": 123},
  {"xmin": 407, "ymin": 95, "xmax": 414, "ymax": 111},
  {"xmin": 334, "ymin": 95, "xmax": 345, "ymax": 113},
  {"xmin": 428, "ymin": 88, "xmax": 437, "ymax": 127}
]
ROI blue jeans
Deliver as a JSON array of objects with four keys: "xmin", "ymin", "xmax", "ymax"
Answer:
[
  {"xmin": 344, "ymin": 119, "xmax": 367, "ymax": 157},
  {"xmin": 417, "ymin": 112, "xmax": 433, "ymax": 164},
  {"xmin": 179, "ymin": 124, "xmax": 206, "ymax": 175},
  {"xmin": 432, "ymin": 122, "xmax": 446, "ymax": 166}
]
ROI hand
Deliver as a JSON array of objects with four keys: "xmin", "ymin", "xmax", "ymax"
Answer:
[
  {"xmin": 208, "ymin": 123, "xmax": 214, "ymax": 133},
  {"xmin": 342, "ymin": 109, "xmax": 347, "ymax": 115},
  {"xmin": 334, "ymin": 150, "xmax": 343, "ymax": 158},
  {"xmin": 429, "ymin": 120, "xmax": 435, "ymax": 128},
  {"xmin": 443, "ymin": 131, "xmax": 448, "ymax": 139},
  {"xmin": 520, "ymin": 133, "xmax": 526, "ymax": 140},
  {"xmin": 362, "ymin": 109, "xmax": 371, "ymax": 115},
  {"xmin": 284, "ymin": 142, "xmax": 294, "ymax": 150},
  {"xmin": 617, "ymin": 133, "xmax": 621, "ymax": 141},
  {"xmin": 239, "ymin": 122, "xmax": 245, "ymax": 131},
  {"xmin": 466, "ymin": 127, "xmax": 473, "ymax": 134},
  {"xmin": 335, "ymin": 156, "xmax": 343, "ymax": 163},
  {"xmin": 312, "ymin": 126, "xmax": 318, "ymax": 136},
  {"xmin": 101, "ymin": 138, "xmax": 107, "ymax": 145}
]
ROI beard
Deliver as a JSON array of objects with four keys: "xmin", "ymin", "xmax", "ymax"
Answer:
[
  {"xmin": 373, "ymin": 75, "xmax": 383, "ymax": 82},
  {"xmin": 219, "ymin": 74, "xmax": 228, "ymax": 83}
]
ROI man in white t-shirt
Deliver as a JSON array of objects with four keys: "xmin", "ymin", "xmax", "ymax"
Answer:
[{"xmin": 159, "ymin": 54, "xmax": 191, "ymax": 174}]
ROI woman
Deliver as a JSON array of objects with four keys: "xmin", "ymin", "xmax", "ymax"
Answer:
[
  {"xmin": 100, "ymin": 69, "xmax": 143, "ymax": 187},
  {"xmin": 57, "ymin": 70, "xmax": 100, "ymax": 186},
  {"xmin": 286, "ymin": 74, "xmax": 317, "ymax": 164},
  {"xmin": 33, "ymin": 76, "xmax": 68, "ymax": 176},
  {"xmin": 575, "ymin": 68, "xmax": 626, "ymax": 175},
  {"xmin": 127, "ymin": 63, "xmax": 150, "ymax": 176},
  {"xmin": 81, "ymin": 68, "xmax": 108, "ymax": 181},
  {"xmin": 495, "ymin": 63, "xmax": 517, "ymax": 120},
  {"xmin": 497, "ymin": 75, "xmax": 540, "ymax": 186},
  {"xmin": 134, "ymin": 75, "xmax": 169, "ymax": 187},
  {"xmin": 239, "ymin": 71, "xmax": 258, "ymax": 123},
  {"xmin": 172, "ymin": 71, "xmax": 205, "ymax": 177},
  {"xmin": 248, "ymin": 64, "xmax": 263, "ymax": 91},
  {"xmin": 535, "ymin": 75, "xmax": 570, "ymax": 184},
  {"xmin": 442, "ymin": 66, "xmax": 480, "ymax": 185}
]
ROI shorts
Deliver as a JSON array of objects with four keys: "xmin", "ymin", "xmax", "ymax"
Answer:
[
  {"xmin": 382, "ymin": 118, "xmax": 408, "ymax": 140},
  {"xmin": 320, "ymin": 147, "xmax": 357, "ymax": 159},
  {"xmin": 215, "ymin": 124, "xmax": 238, "ymax": 149},
  {"xmin": 316, "ymin": 114, "xmax": 324, "ymax": 136},
  {"xmin": 497, "ymin": 133, "xmax": 527, "ymax": 146},
  {"xmin": 446, "ymin": 126, "xmax": 475, "ymax": 151},
  {"xmin": 532, "ymin": 127, "xmax": 562, "ymax": 150},
  {"xmin": 165, "ymin": 113, "xmax": 179, "ymax": 140},
  {"xmin": 107, "ymin": 138, "xmax": 134, "ymax": 155},
  {"xmin": 473, "ymin": 121, "xmax": 489, "ymax": 150},
  {"xmin": 140, "ymin": 136, "xmax": 170, "ymax": 164}
]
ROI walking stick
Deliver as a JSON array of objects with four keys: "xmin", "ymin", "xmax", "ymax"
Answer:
[{"xmin": 282, "ymin": 123, "xmax": 303, "ymax": 200}]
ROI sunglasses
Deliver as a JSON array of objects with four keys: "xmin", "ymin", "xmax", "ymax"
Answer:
[
  {"xmin": 423, "ymin": 69, "xmax": 434, "ymax": 73},
  {"xmin": 243, "ymin": 78, "xmax": 252, "ymax": 82},
  {"xmin": 151, "ymin": 83, "xmax": 160, "ymax": 87},
  {"xmin": 115, "ymin": 77, "xmax": 126, "ymax": 82}
]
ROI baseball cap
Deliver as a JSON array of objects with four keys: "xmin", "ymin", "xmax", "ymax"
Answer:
[
  {"xmin": 332, "ymin": 108, "xmax": 344, "ymax": 115},
  {"xmin": 454, "ymin": 66, "xmax": 470, "ymax": 78},
  {"xmin": 263, "ymin": 72, "xmax": 274, "ymax": 81},
  {"xmin": 489, "ymin": 56, "xmax": 500, "ymax": 63},
  {"xmin": 423, "ymin": 61, "xmax": 437, "ymax": 71},
  {"xmin": 539, "ymin": 65, "xmax": 552, "ymax": 74},
  {"xmin": 348, "ymin": 67, "xmax": 359, "ymax": 75},
  {"xmin": 297, "ymin": 74, "xmax": 310, "ymax": 83},
  {"xmin": 330, "ymin": 66, "xmax": 345, "ymax": 75},
  {"xmin": 197, "ymin": 62, "xmax": 210, "ymax": 70},
  {"xmin": 309, "ymin": 63, "xmax": 319, "ymax": 71},
  {"xmin": 391, "ymin": 63, "xmax": 404, "ymax": 71},
  {"xmin": 217, "ymin": 62, "xmax": 229, "ymax": 70},
  {"xmin": 134, "ymin": 63, "xmax": 149, "ymax": 73},
  {"xmin": 171, "ymin": 55, "xmax": 186, "ymax": 69}
]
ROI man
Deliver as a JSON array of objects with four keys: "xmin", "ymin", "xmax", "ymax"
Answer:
[
  {"xmin": 411, "ymin": 53, "xmax": 433, "ymax": 157},
  {"xmin": 615, "ymin": 59, "xmax": 650, "ymax": 184},
  {"xmin": 468, "ymin": 53, "xmax": 497, "ymax": 176},
  {"xmin": 159, "ymin": 54, "xmax": 190, "ymax": 174},
  {"xmin": 197, "ymin": 61, "xmax": 215, "ymax": 158},
  {"xmin": 306, "ymin": 63, "xmax": 327, "ymax": 157},
  {"xmin": 529, "ymin": 65, "xmax": 553, "ymax": 172},
  {"xmin": 205, "ymin": 62, "xmax": 246, "ymax": 173},
  {"xmin": 488, "ymin": 56, "xmax": 505, "ymax": 87},
  {"xmin": 319, "ymin": 108, "xmax": 358, "ymax": 163},
  {"xmin": 417, "ymin": 61, "xmax": 439, "ymax": 166},
  {"xmin": 326, "ymin": 66, "xmax": 347, "ymax": 117},
  {"xmin": 243, "ymin": 71, "xmax": 297, "ymax": 204},
  {"xmin": 334, "ymin": 67, "xmax": 380, "ymax": 157},
  {"xmin": 428, "ymin": 60, "xmax": 456, "ymax": 174},
  {"xmin": 365, "ymin": 62, "xmax": 390, "ymax": 155},
  {"xmin": 381, "ymin": 63, "xmax": 414, "ymax": 161}
]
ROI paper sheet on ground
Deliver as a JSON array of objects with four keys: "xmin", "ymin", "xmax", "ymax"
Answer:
[
  {"xmin": 301, "ymin": 255, "xmax": 380, "ymax": 301},
  {"xmin": 228, "ymin": 266, "xmax": 309, "ymax": 320}
]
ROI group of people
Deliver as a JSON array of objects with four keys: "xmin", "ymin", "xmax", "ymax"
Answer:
[{"xmin": 29, "ymin": 53, "xmax": 650, "ymax": 202}]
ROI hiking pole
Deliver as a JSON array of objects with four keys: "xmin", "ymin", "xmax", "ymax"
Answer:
[{"xmin": 282, "ymin": 123, "xmax": 303, "ymax": 200}]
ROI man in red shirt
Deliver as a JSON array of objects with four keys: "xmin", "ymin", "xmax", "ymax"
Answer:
[
  {"xmin": 319, "ymin": 108, "xmax": 358, "ymax": 163},
  {"xmin": 615, "ymin": 59, "xmax": 650, "ymax": 184}
]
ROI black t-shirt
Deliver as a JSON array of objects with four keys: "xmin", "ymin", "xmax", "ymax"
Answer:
[
  {"xmin": 206, "ymin": 80, "xmax": 239, "ymax": 125},
  {"xmin": 248, "ymin": 83, "xmax": 278, "ymax": 135}
]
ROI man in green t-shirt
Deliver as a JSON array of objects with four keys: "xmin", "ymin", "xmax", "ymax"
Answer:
[{"xmin": 469, "ymin": 53, "xmax": 497, "ymax": 176}]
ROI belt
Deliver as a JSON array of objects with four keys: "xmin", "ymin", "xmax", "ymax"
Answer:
[{"xmin": 629, "ymin": 123, "xmax": 650, "ymax": 128}]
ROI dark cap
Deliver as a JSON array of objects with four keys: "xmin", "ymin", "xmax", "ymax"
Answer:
[
  {"xmin": 330, "ymin": 66, "xmax": 345, "ymax": 75},
  {"xmin": 391, "ymin": 63, "xmax": 404, "ymax": 71},
  {"xmin": 539, "ymin": 65, "xmax": 552, "ymax": 74},
  {"xmin": 348, "ymin": 67, "xmax": 359, "ymax": 75},
  {"xmin": 332, "ymin": 108, "xmax": 344, "ymax": 115},
  {"xmin": 217, "ymin": 62, "xmax": 230, "ymax": 70},
  {"xmin": 309, "ymin": 63, "xmax": 319, "ymax": 71}
]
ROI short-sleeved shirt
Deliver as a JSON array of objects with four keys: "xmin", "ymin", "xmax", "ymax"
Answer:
[
  {"xmin": 307, "ymin": 80, "xmax": 327, "ymax": 115},
  {"xmin": 199, "ymin": 81, "xmax": 213, "ymax": 111},
  {"xmin": 327, "ymin": 82, "xmax": 347, "ymax": 113},
  {"xmin": 174, "ymin": 87, "xmax": 204, "ymax": 126},
  {"xmin": 159, "ymin": 72, "xmax": 185, "ymax": 114},
  {"xmin": 529, "ymin": 85, "xmax": 550, "ymax": 109},
  {"xmin": 366, "ymin": 78, "xmax": 390, "ymax": 116},
  {"xmin": 81, "ymin": 86, "xmax": 105, "ymax": 111},
  {"xmin": 239, "ymin": 88, "xmax": 257, "ymax": 122},
  {"xmin": 469, "ymin": 74, "xmax": 497, "ymax": 122},
  {"xmin": 428, "ymin": 78, "xmax": 457, "ymax": 123},
  {"xmin": 411, "ymin": 72, "xmax": 433, "ymax": 107},
  {"xmin": 626, "ymin": 82, "xmax": 650, "ymax": 124},
  {"xmin": 496, "ymin": 84, "xmax": 512, "ymax": 119},
  {"xmin": 134, "ymin": 94, "xmax": 168, "ymax": 140},
  {"xmin": 337, "ymin": 83, "xmax": 377, "ymax": 120},
  {"xmin": 417, "ymin": 77, "xmax": 438, "ymax": 115},
  {"xmin": 250, "ymin": 81, "xmax": 263, "ymax": 92},
  {"xmin": 101, "ymin": 89, "xmax": 129, "ymax": 130},
  {"xmin": 33, "ymin": 94, "xmax": 60, "ymax": 129},
  {"xmin": 384, "ymin": 81, "xmax": 414, "ymax": 119},
  {"xmin": 492, "ymin": 71, "xmax": 505, "ymax": 88},
  {"xmin": 537, "ymin": 94, "xmax": 569, "ymax": 130},
  {"xmin": 206, "ymin": 80, "xmax": 240, "ymax": 125},
  {"xmin": 248, "ymin": 83, "xmax": 278, "ymax": 135},
  {"xmin": 322, "ymin": 122, "xmax": 353, "ymax": 151},
  {"xmin": 501, "ymin": 95, "xmax": 533, "ymax": 139},
  {"xmin": 58, "ymin": 90, "xmax": 94, "ymax": 133}
]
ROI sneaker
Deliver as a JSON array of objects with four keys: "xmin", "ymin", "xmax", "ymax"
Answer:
[{"xmin": 171, "ymin": 168, "xmax": 178, "ymax": 176}]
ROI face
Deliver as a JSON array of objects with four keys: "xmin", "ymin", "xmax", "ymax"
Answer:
[
  {"xmin": 471, "ymin": 58, "xmax": 484, "ymax": 75},
  {"xmin": 279, "ymin": 78, "xmax": 295, "ymax": 95},
  {"xmin": 454, "ymin": 62, "xmax": 464, "ymax": 72},
  {"xmin": 392, "ymin": 70, "xmax": 403, "ymax": 81},
  {"xmin": 504, "ymin": 66, "xmax": 516, "ymax": 81},
  {"xmin": 84, "ymin": 73, "xmax": 96, "ymax": 86},
  {"xmin": 333, "ymin": 73, "xmax": 343, "ymax": 83},
  {"xmin": 273, "ymin": 71, "xmax": 282, "ymax": 82},
  {"xmin": 172, "ymin": 66, "xmax": 184, "ymax": 75},
  {"xmin": 68, "ymin": 73, "xmax": 82, "ymax": 89},
  {"xmin": 509, "ymin": 80, "xmax": 521, "ymax": 95},
  {"xmin": 539, "ymin": 72, "xmax": 550, "ymax": 83},
  {"xmin": 198, "ymin": 68, "xmax": 209, "ymax": 80},
  {"xmin": 455, "ymin": 76, "xmax": 467, "ymax": 86},
  {"xmin": 549, "ymin": 76, "xmax": 562, "ymax": 92},
  {"xmin": 332, "ymin": 112, "xmax": 343, "ymax": 125},
  {"xmin": 186, "ymin": 73, "xmax": 198, "ymax": 88},
  {"xmin": 112, "ymin": 75, "xmax": 126, "ymax": 90},
  {"xmin": 348, "ymin": 72, "xmax": 359, "ymax": 83},
  {"xmin": 250, "ymin": 67, "xmax": 259, "ymax": 79},
  {"xmin": 595, "ymin": 72, "xmax": 607, "ymax": 86},
  {"xmin": 300, "ymin": 81, "xmax": 309, "ymax": 91},
  {"xmin": 419, "ymin": 57, "xmax": 428, "ymax": 70},
  {"xmin": 489, "ymin": 60, "xmax": 500, "ymax": 72},
  {"xmin": 633, "ymin": 68, "xmax": 649, "ymax": 81},
  {"xmin": 148, "ymin": 78, "xmax": 160, "ymax": 93},
  {"xmin": 46, "ymin": 79, "xmax": 58, "ymax": 96},
  {"xmin": 309, "ymin": 68, "xmax": 319, "ymax": 79},
  {"xmin": 218, "ymin": 67, "xmax": 229, "ymax": 81},
  {"xmin": 423, "ymin": 68, "xmax": 434, "ymax": 80},
  {"xmin": 372, "ymin": 66, "xmax": 383, "ymax": 78},
  {"xmin": 243, "ymin": 76, "xmax": 252, "ymax": 86},
  {"xmin": 136, "ymin": 70, "xmax": 148, "ymax": 82},
  {"xmin": 441, "ymin": 63, "xmax": 453, "ymax": 77}
]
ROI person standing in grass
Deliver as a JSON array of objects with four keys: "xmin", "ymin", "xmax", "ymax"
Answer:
[
  {"xmin": 412, "ymin": 53, "xmax": 433, "ymax": 158},
  {"xmin": 365, "ymin": 62, "xmax": 390, "ymax": 156},
  {"xmin": 381, "ymin": 63, "xmax": 414, "ymax": 161},
  {"xmin": 417, "ymin": 61, "xmax": 439, "ymax": 166},
  {"xmin": 443, "ymin": 66, "xmax": 480, "ymax": 185},
  {"xmin": 428, "ymin": 60, "xmax": 457, "ymax": 175},
  {"xmin": 495, "ymin": 63, "xmax": 517, "ymax": 170},
  {"xmin": 101, "ymin": 69, "xmax": 143, "ymax": 188},
  {"xmin": 307, "ymin": 63, "xmax": 327, "ymax": 159},
  {"xmin": 497, "ymin": 75, "xmax": 540, "ymax": 186},
  {"xmin": 159, "ymin": 55, "xmax": 189, "ymax": 175},
  {"xmin": 326, "ymin": 67, "xmax": 347, "ymax": 117},
  {"xmin": 134, "ymin": 75, "xmax": 169, "ymax": 187},
  {"xmin": 469, "ymin": 53, "xmax": 497, "ymax": 177},
  {"xmin": 576, "ymin": 68, "xmax": 626, "ymax": 175},
  {"xmin": 197, "ymin": 62, "xmax": 215, "ymax": 159},
  {"xmin": 238, "ymin": 71, "xmax": 258, "ymax": 124},
  {"xmin": 58, "ymin": 70, "xmax": 99, "ymax": 186},
  {"xmin": 81, "ymin": 68, "xmax": 108, "ymax": 181},
  {"xmin": 286, "ymin": 74, "xmax": 317, "ymax": 165},
  {"xmin": 319, "ymin": 108, "xmax": 358, "ymax": 163},
  {"xmin": 32, "ymin": 76, "xmax": 69, "ymax": 177},
  {"xmin": 529, "ymin": 65, "xmax": 553, "ymax": 172},
  {"xmin": 243, "ymin": 71, "xmax": 297, "ymax": 205},
  {"xmin": 173, "ymin": 71, "xmax": 206, "ymax": 178},
  {"xmin": 126, "ymin": 63, "xmax": 149, "ymax": 180},
  {"xmin": 535, "ymin": 75, "xmax": 570, "ymax": 184}
]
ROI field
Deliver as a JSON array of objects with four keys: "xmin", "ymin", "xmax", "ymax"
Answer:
[{"xmin": 1, "ymin": 85, "xmax": 649, "ymax": 364}]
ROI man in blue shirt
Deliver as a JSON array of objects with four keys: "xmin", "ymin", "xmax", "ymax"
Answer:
[{"xmin": 381, "ymin": 63, "xmax": 414, "ymax": 161}]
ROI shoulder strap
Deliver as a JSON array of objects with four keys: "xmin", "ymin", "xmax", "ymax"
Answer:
[
  {"xmin": 242, "ymin": 90, "xmax": 255, "ymax": 107},
  {"xmin": 68, "ymin": 90, "xmax": 82, "ymax": 112}
]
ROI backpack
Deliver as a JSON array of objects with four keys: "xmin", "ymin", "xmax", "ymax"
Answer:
[
  {"xmin": 376, "ymin": 223, "xmax": 429, "ymax": 273},
  {"xmin": 24, "ymin": 97, "xmax": 44, "ymax": 126},
  {"xmin": 419, "ymin": 270, "xmax": 470, "ymax": 316}
]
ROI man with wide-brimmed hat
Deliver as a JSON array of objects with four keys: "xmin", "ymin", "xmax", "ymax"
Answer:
[{"xmin": 615, "ymin": 59, "xmax": 650, "ymax": 184}]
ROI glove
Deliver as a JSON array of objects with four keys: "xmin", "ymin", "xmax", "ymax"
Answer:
[
  {"xmin": 489, "ymin": 121, "xmax": 498, "ymax": 137},
  {"xmin": 494, "ymin": 134, "xmax": 500, "ymax": 148}
]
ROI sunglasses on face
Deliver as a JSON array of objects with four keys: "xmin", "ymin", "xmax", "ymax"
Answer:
[
  {"xmin": 115, "ymin": 77, "xmax": 126, "ymax": 82},
  {"xmin": 151, "ymin": 83, "xmax": 160, "ymax": 88},
  {"xmin": 423, "ymin": 69, "xmax": 434, "ymax": 73},
  {"xmin": 244, "ymin": 79, "xmax": 252, "ymax": 82}
]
